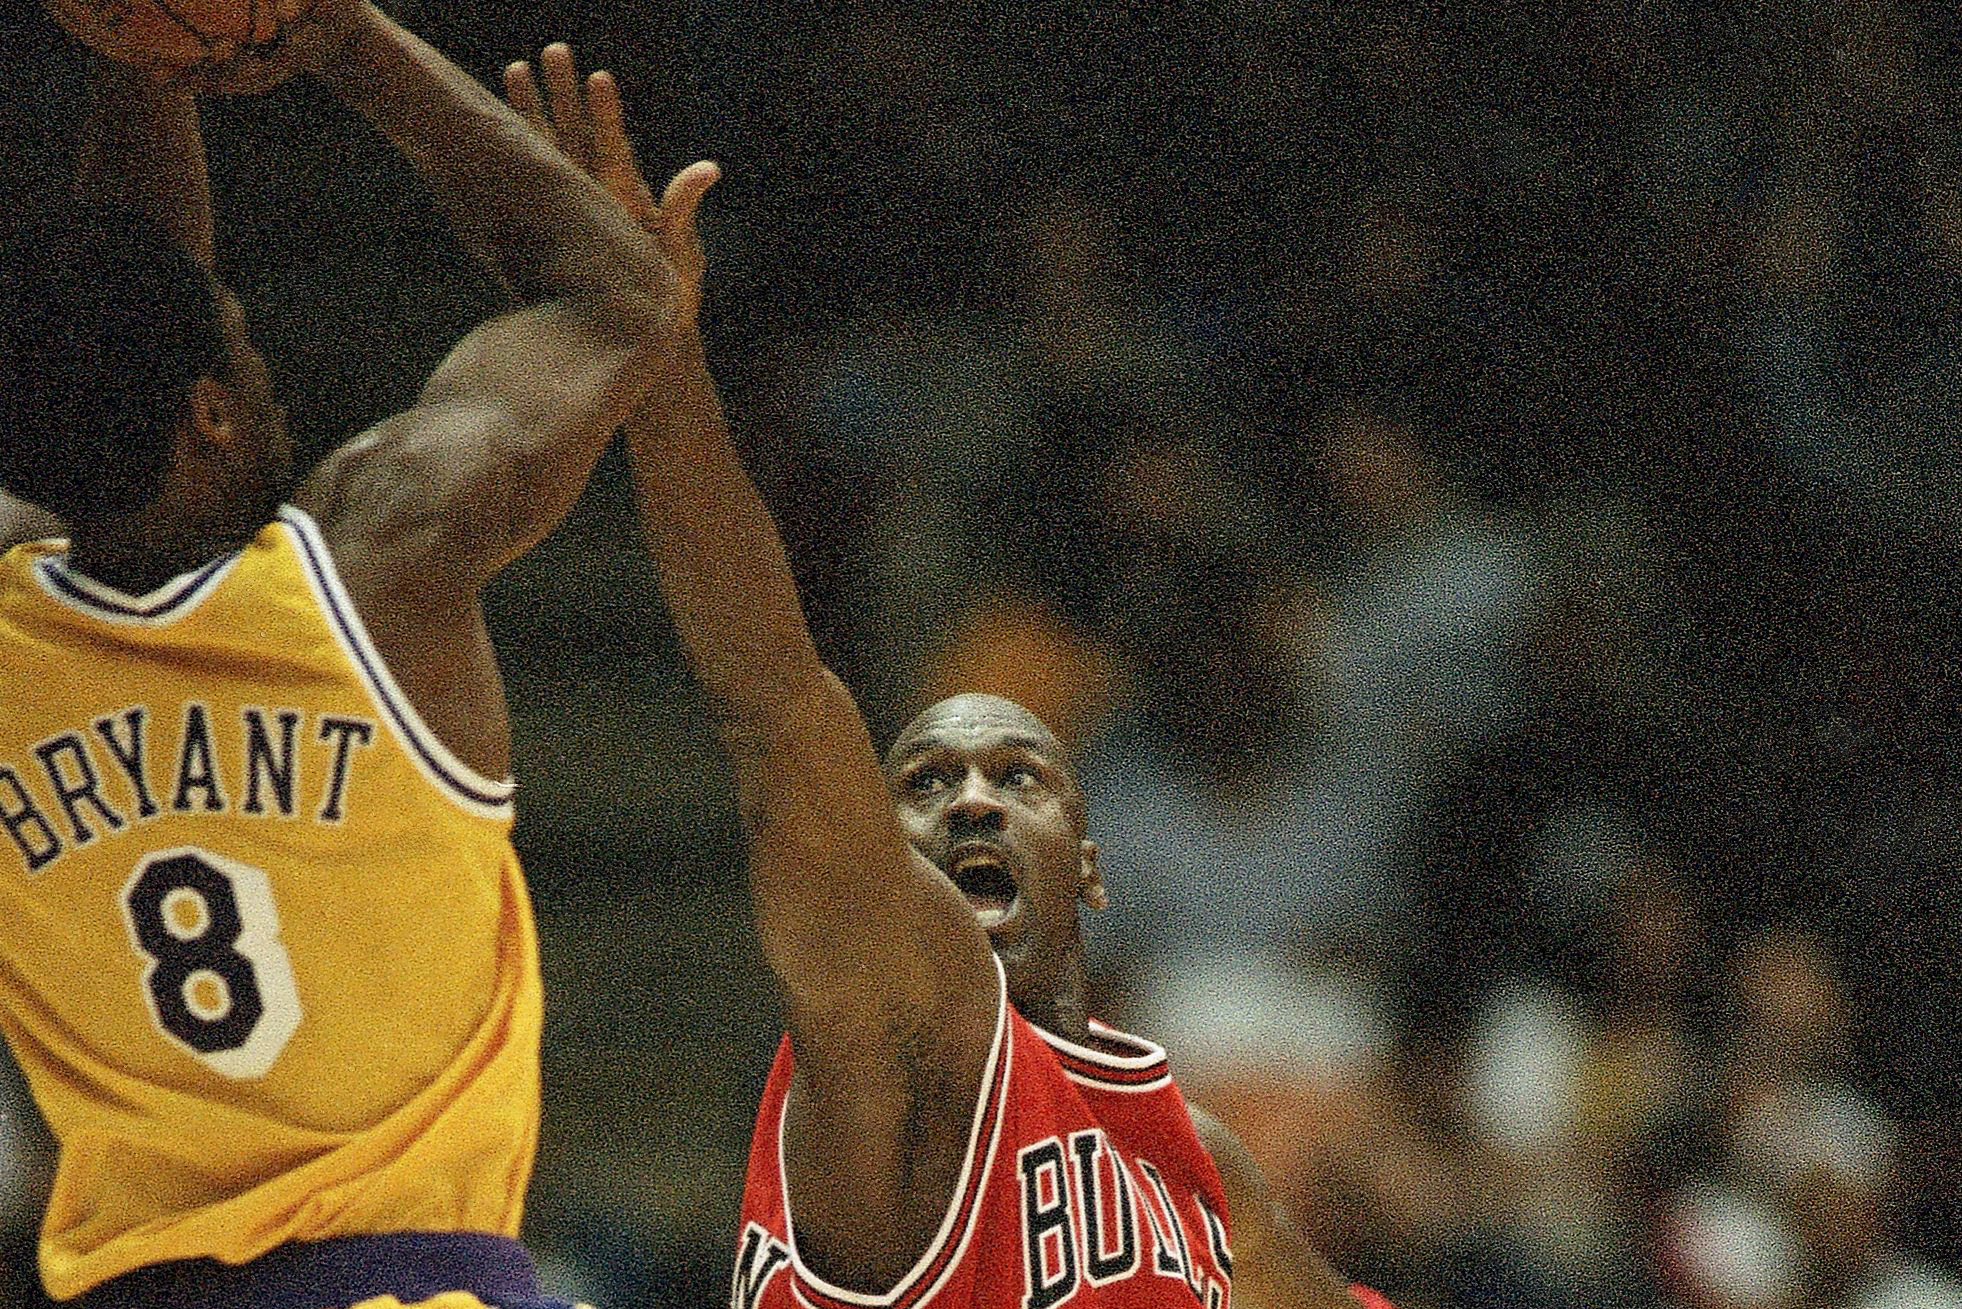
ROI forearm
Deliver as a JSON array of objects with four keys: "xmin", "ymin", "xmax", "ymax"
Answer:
[
  {"xmin": 626, "ymin": 342, "xmax": 999, "ymax": 1025},
  {"xmin": 624, "ymin": 336, "xmax": 830, "ymax": 723},
  {"xmin": 312, "ymin": 7, "xmax": 663, "ymax": 311},
  {"xmin": 76, "ymin": 62, "xmax": 212, "ymax": 265}
]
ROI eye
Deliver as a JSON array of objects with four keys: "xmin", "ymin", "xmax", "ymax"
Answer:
[
  {"xmin": 1002, "ymin": 766, "xmax": 1038, "ymax": 789},
  {"xmin": 904, "ymin": 768, "xmax": 949, "ymax": 795}
]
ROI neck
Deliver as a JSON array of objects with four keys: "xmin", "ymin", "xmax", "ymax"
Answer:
[
  {"xmin": 1011, "ymin": 940, "xmax": 1095, "ymax": 1047},
  {"xmin": 68, "ymin": 503, "xmax": 259, "ymax": 594}
]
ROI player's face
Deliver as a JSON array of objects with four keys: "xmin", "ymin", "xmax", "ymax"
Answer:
[{"xmin": 887, "ymin": 695, "xmax": 1101, "ymax": 992}]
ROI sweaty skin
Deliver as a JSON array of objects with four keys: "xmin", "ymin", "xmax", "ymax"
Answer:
[
  {"xmin": 884, "ymin": 694, "xmax": 1106, "ymax": 1040},
  {"xmin": 0, "ymin": 13, "xmax": 695, "ymax": 1303},
  {"xmin": 615, "ymin": 293, "xmax": 1358, "ymax": 1308}
]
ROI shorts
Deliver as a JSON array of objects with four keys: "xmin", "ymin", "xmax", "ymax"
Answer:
[
  {"xmin": 351, "ymin": 1297, "xmax": 590, "ymax": 1309},
  {"xmin": 75, "ymin": 1232, "xmax": 586, "ymax": 1309},
  {"xmin": 350, "ymin": 1297, "xmax": 590, "ymax": 1309}
]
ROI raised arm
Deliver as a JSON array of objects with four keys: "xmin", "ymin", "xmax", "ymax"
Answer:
[
  {"xmin": 279, "ymin": 15, "xmax": 679, "ymax": 778},
  {"xmin": 504, "ymin": 53, "xmax": 998, "ymax": 1283},
  {"xmin": 0, "ymin": 51, "xmax": 211, "ymax": 548},
  {"xmin": 501, "ymin": 48, "xmax": 997, "ymax": 1051},
  {"xmin": 75, "ymin": 60, "xmax": 212, "ymax": 267},
  {"xmin": 296, "ymin": 16, "xmax": 674, "ymax": 586},
  {"xmin": 624, "ymin": 173, "xmax": 1000, "ymax": 1307},
  {"xmin": 628, "ymin": 343, "xmax": 997, "ymax": 1027}
]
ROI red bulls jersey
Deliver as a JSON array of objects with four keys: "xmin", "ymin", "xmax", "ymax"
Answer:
[{"xmin": 734, "ymin": 964, "xmax": 1234, "ymax": 1309}]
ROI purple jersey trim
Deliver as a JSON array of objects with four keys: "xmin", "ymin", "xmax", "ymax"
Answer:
[
  {"xmin": 36, "ymin": 551, "xmax": 238, "ymax": 621},
  {"xmin": 73, "ymin": 1232, "xmax": 575, "ymax": 1309},
  {"xmin": 278, "ymin": 508, "xmax": 512, "ymax": 811}
]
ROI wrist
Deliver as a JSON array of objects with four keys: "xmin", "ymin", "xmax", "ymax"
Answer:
[{"xmin": 301, "ymin": 3, "xmax": 390, "ymax": 86}]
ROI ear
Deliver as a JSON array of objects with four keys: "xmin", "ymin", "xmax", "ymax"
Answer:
[
  {"xmin": 187, "ymin": 375, "xmax": 241, "ymax": 446},
  {"xmin": 1077, "ymin": 839, "xmax": 1106, "ymax": 911}
]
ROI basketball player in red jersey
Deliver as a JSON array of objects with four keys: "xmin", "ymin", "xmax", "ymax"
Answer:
[
  {"xmin": 505, "ymin": 54, "xmax": 1399, "ymax": 1309},
  {"xmin": 0, "ymin": 8, "xmax": 711, "ymax": 1306}
]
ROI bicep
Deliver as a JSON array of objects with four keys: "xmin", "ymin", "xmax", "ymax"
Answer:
[
  {"xmin": 299, "ymin": 299, "xmax": 660, "ymax": 592},
  {"xmin": 740, "ymin": 671, "xmax": 997, "ymax": 1045},
  {"xmin": 415, "ymin": 296, "xmax": 658, "ymax": 438}
]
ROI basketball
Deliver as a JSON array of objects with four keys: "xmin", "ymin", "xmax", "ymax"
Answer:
[{"xmin": 41, "ymin": 0, "xmax": 320, "ymax": 74}]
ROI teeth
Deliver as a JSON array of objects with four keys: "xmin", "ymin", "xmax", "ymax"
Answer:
[{"xmin": 975, "ymin": 904, "xmax": 1011, "ymax": 928}]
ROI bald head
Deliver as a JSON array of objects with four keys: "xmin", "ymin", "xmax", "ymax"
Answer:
[
  {"xmin": 886, "ymin": 691, "xmax": 1105, "ymax": 1029},
  {"xmin": 888, "ymin": 694, "xmax": 1059, "ymax": 763}
]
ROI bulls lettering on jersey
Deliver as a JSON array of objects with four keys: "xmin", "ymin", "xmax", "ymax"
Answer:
[
  {"xmin": 0, "ymin": 508, "xmax": 544, "ymax": 1299},
  {"xmin": 736, "ymin": 961, "xmax": 1233, "ymax": 1308}
]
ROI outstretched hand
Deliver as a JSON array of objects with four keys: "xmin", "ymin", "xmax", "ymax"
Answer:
[{"xmin": 504, "ymin": 44, "xmax": 719, "ymax": 331}]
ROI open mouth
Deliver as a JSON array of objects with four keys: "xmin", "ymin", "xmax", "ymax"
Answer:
[{"xmin": 950, "ymin": 848, "xmax": 1018, "ymax": 928}]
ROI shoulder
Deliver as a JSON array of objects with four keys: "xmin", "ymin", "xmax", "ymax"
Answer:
[
  {"xmin": 291, "ymin": 405, "xmax": 511, "ymax": 595},
  {"xmin": 0, "ymin": 492, "xmax": 63, "ymax": 554},
  {"xmin": 295, "ymin": 409, "xmax": 480, "ymax": 537}
]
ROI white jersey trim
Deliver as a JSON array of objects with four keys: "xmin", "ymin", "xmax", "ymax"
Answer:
[
  {"xmin": 778, "ymin": 953, "xmax": 1011, "ymax": 1309},
  {"xmin": 1037, "ymin": 1019, "xmax": 1175, "ymax": 1093},
  {"xmin": 32, "ymin": 544, "xmax": 242, "ymax": 628},
  {"xmin": 277, "ymin": 505, "xmax": 515, "ymax": 820}
]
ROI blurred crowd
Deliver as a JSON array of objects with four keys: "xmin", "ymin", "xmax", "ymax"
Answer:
[
  {"xmin": 695, "ymin": 4, "xmax": 1962, "ymax": 1306},
  {"xmin": 2, "ymin": 1, "xmax": 1960, "ymax": 1306}
]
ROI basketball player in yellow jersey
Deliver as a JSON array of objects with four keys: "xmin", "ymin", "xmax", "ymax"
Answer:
[{"xmin": 0, "ymin": 8, "xmax": 716, "ymax": 1307}]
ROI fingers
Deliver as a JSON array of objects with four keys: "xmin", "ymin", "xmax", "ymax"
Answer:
[
  {"xmin": 537, "ymin": 42, "xmax": 592, "ymax": 167},
  {"xmin": 660, "ymin": 159, "xmax": 722, "ymax": 230},
  {"xmin": 503, "ymin": 43, "xmax": 715, "ymax": 251},
  {"xmin": 584, "ymin": 70, "xmax": 637, "ymax": 182},
  {"xmin": 504, "ymin": 59, "xmax": 548, "ymax": 138}
]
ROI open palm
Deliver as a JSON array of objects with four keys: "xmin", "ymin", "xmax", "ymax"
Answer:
[{"xmin": 504, "ymin": 43, "xmax": 718, "ymax": 328}]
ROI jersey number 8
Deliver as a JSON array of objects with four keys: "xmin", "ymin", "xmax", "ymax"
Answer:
[{"xmin": 121, "ymin": 847, "xmax": 302, "ymax": 1079}]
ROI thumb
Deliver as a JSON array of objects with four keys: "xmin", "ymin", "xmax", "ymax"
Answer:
[{"xmin": 660, "ymin": 160, "xmax": 722, "ymax": 231}]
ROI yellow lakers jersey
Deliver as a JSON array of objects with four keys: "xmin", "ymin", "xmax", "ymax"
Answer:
[{"xmin": 0, "ymin": 506, "xmax": 544, "ymax": 1300}]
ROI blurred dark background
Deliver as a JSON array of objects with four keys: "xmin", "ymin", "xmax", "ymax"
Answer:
[{"xmin": 3, "ymin": 2, "xmax": 1959, "ymax": 1307}]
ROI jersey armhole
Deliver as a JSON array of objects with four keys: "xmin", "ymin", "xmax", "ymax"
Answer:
[
  {"xmin": 277, "ymin": 505, "xmax": 515, "ymax": 820},
  {"xmin": 777, "ymin": 955, "xmax": 1011, "ymax": 1309}
]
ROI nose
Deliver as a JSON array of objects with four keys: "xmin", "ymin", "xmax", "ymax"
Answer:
[{"xmin": 946, "ymin": 768, "xmax": 1005, "ymax": 832}]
